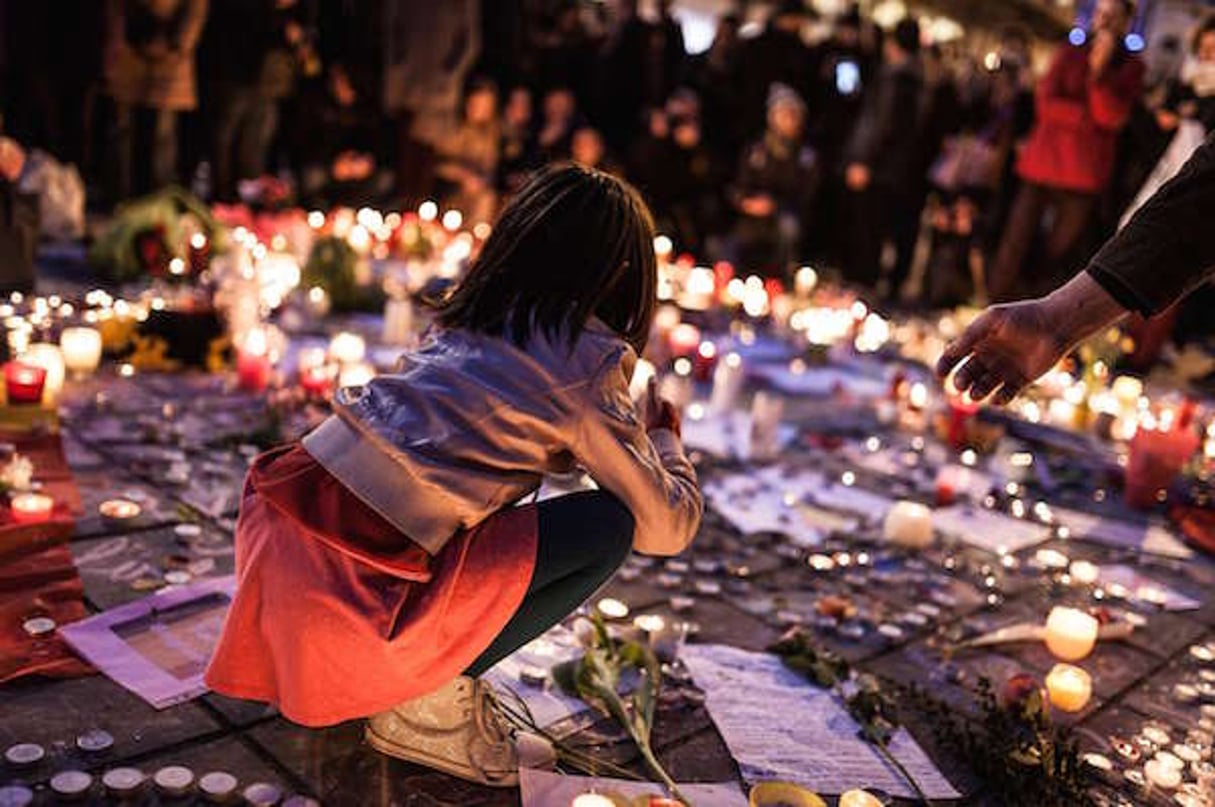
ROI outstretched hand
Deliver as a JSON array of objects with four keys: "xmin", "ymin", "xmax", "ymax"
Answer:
[{"xmin": 936, "ymin": 299, "xmax": 1068, "ymax": 406}]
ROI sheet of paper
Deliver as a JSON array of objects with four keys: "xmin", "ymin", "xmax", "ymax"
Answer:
[
  {"xmin": 1052, "ymin": 507, "xmax": 1194, "ymax": 559},
  {"xmin": 1098, "ymin": 565, "xmax": 1200, "ymax": 611},
  {"xmin": 484, "ymin": 626, "xmax": 593, "ymax": 729},
  {"xmin": 703, "ymin": 467, "xmax": 860, "ymax": 544},
  {"xmin": 59, "ymin": 576, "xmax": 236, "ymax": 709},
  {"xmin": 750, "ymin": 363, "xmax": 890, "ymax": 399},
  {"xmin": 682, "ymin": 643, "xmax": 960, "ymax": 799},
  {"xmin": 520, "ymin": 768, "xmax": 748, "ymax": 807},
  {"xmin": 680, "ymin": 410, "xmax": 796, "ymax": 461},
  {"xmin": 932, "ymin": 506, "xmax": 1051, "ymax": 553}
]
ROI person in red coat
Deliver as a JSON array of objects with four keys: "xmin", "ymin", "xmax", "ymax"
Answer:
[{"xmin": 989, "ymin": 0, "xmax": 1144, "ymax": 302}]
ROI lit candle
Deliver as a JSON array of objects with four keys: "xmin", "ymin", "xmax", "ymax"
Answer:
[
  {"xmin": 99, "ymin": 498, "xmax": 142, "ymax": 524},
  {"xmin": 1069, "ymin": 560, "xmax": 1100, "ymax": 586},
  {"xmin": 668, "ymin": 323, "xmax": 701, "ymax": 358},
  {"xmin": 883, "ymin": 501, "xmax": 934, "ymax": 549},
  {"xmin": 236, "ymin": 330, "xmax": 272, "ymax": 393},
  {"xmin": 20, "ymin": 344, "xmax": 65, "ymax": 406},
  {"xmin": 794, "ymin": 265, "xmax": 818, "ymax": 298},
  {"xmin": 839, "ymin": 790, "xmax": 884, "ymax": 807},
  {"xmin": 683, "ymin": 266, "xmax": 716, "ymax": 310},
  {"xmin": 1145, "ymin": 757, "xmax": 1183, "ymax": 790},
  {"xmin": 60, "ymin": 327, "xmax": 103, "ymax": 377},
  {"xmin": 596, "ymin": 597, "xmax": 629, "ymax": 620},
  {"xmin": 1045, "ymin": 663, "xmax": 1092, "ymax": 712},
  {"xmin": 328, "ymin": 332, "xmax": 366, "ymax": 365},
  {"xmin": 10, "ymin": 492, "xmax": 54, "ymax": 524},
  {"xmin": 1044, "ymin": 607, "xmax": 1099, "ymax": 661},
  {"xmin": 338, "ymin": 362, "xmax": 375, "ymax": 389},
  {"xmin": 4, "ymin": 361, "xmax": 46, "ymax": 405},
  {"xmin": 570, "ymin": 795, "xmax": 614, "ymax": 807},
  {"xmin": 382, "ymin": 299, "xmax": 414, "ymax": 346},
  {"xmin": 709, "ymin": 352, "xmax": 744, "ymax": 414}
]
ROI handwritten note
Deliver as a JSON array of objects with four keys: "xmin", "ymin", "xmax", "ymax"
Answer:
[{"xmin": 682, "ymin": 643, "xmax": 961, "ymax": 800}]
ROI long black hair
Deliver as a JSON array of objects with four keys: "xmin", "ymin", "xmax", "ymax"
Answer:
[{"xmin": 437, "ymin": 163, "xmax": 657, "ymax": 354}]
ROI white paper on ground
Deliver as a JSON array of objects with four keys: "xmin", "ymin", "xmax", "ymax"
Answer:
[
  {"xmin": 682, "ymin": 643, "xmax": 960, "ymax": 799},
  {"xmin": 1052, "ymin": 507, "xmax": 1194, "ymax": 559},
  {"xmin": 702, "ymin": 467, "xmax": 860, "ymax": 543},
  {"xmin": 484, "ymin": 626, "xmax": 594, "ymax": 729},
  {"xmin": 680, "ymin": 410, "xmax": 796, "ymax": 461},
  {"xmin": 520, "ymin": 768, "xmax": 748, "ymax": 807},
  {"xmin": 932, "ymin": 506, "xmax": 1051, "ymax": 554},
  {"xmin": 1098, "ymin": 565, "xmax": 1200, "ymax": 611},
  {"xmin": 750, "ymin": 363, "xmax": 891, "ymax": 399},
  {"xmin": 59, "ymin": 576, "xmax": 236, "ymax": 709}
]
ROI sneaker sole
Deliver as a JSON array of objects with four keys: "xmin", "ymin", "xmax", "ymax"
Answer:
[{"xmin": 364, "ymin": 722, "xmax": 519, "ymax": 788}]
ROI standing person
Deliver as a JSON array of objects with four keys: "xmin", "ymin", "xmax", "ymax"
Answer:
[
  {"xmin": 938, "ymin": 134, "xmax": 1214, "ymax": 404},
  {"xmin": 382, "ymin": 0, "xmax": 480, "ymax": 206},
  {"xmin": 987, "ymin": 0, "xmax": 1144, "ymax": 302},
  {"xmin": 688, "ymin": 12, "xmax": 745, "ymax": 158},
  {"xmin": 208, "ymin": 0, "xmax": 307, "ymax": 202},
  {"xmin": 841, "ymin": 17, "xmax": 925, "ymax": 295},
  {"xmin": 103, "ymin": 0, "xmax": 208, "ymax": 201},
  {"xmin": 435, "ymin": 79, "xmax": 501, "ymax": 225},
  {"xmin": 739, "ymin": 0, "xmax": 813, "ymax": 137},
  {"xmin": 596, "ymin": 0, "xmax": 651, "ymax": 152},
  {"xmin": 731, "ymin": 83, "xmax": 819, "ymax": 277},
  {"xmin": 497, "ymin": 85, "xmax": 539, "ymax": 196},
  {"xmin": 206, "ymin": 165, "xmax": 701, "ymax": 786}
]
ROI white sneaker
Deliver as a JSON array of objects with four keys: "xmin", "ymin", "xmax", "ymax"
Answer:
[{"xmin": 365, "ymin": 676, "xmax": 518, "ymax": 787}]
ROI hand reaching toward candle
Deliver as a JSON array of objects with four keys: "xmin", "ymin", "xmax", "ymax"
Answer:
[{"xmin": 937, "ymin": 272, "xmax": 1127, "ymax": 405}]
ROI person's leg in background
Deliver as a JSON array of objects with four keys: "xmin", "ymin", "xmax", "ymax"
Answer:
[
  {"xmin": 1038, "ymin": 188, "xmax": 1096, "ymax": 297},
  {"xmin": 988, "ymin": 180, "xmax": 1047, "ymax": 302},
  {"xmin": 464, "ymin": 490, "xmax": 636, "ymax": 676},
  {"xmin": 106, "ymin": 102, "xmax": 136, "ymax": 204},
  {"xmin": 150, "ymin": 107, "xmax": 179, "ymax": 190},
  {"xmin": 238, "ymin": 94, "xmax": 279, "ymax": 184}
]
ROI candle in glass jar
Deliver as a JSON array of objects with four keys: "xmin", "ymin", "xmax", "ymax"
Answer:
[
  {"xmin": 10, "ymin": 492, "xmax": 54, "ymax": 524},
  {"xmin": 236, "ymin": 330, "xmax": 272, "ymax": 393},
  {"xmin": 4, "ymin": 361, "xmax": 47, "ymax": 405},
  {"xmin": 60, "ymin": 327, "xmax": 103, "ymax": 377},
  {"xmin": 668, "ymin": 323, "xmax": 701, "ymax": 358},
  {"xmin": 20, "ymin": 344, "xmax": 65, "ymax": 405},
  {"xmin": 1044, "ymin": 607, "xmax": 1099, "ymax": 661},
  {"xmin": 338, "ymin": 362, "xmax": 375, "ymax": 389},
  {"xmin": 1045, "ymin": 663, "xmax": 1092, "ymax": 712}
]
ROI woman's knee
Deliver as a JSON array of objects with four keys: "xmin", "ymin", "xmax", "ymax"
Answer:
[{"xmin": 587, "ymin": 491, "xmax": 635, "ymax": 568}]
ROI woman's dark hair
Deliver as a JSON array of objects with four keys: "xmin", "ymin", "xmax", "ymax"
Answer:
[
  {"xmin": 437, "ymin": 163, "xmax": 657, "ymax": 354},
  {"xmin": 1194, "ymin": 13, "xmax": 1215, "ymax": 55}
]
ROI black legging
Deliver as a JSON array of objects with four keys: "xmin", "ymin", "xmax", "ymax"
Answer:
[{"xmin": 463, "ymin": 491, "xmax": 635, "ymax": 677}]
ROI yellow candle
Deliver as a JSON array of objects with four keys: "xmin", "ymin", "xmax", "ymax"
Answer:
[
  {"xmin": 570, "ymin": 795, "xmax": 614, "ymax": 807},
  {"xmin": 1044, "ymin": 607, "xmax": 1099, "ymax": 661},
  {"xmin": 328, "ymin": 331, "xmax": 366, "ymax": 365},
  {"xmin": 1045, "ymin": 663, "xmax": 1092, "ymax": 712}
]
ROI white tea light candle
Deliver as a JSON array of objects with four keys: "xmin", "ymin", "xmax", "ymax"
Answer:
[
  {"xmin": 884, "ymin": 501, "xmax": 934, "ymax": 549},
  {"xmin": 1044, "ymin": 607, "xmax": 1099, "ymax": 661},
  {"xmin": 60, "ymin": 327, "xmax": 103, "ymax": 376},
  {"xmin": 1045, "ymin": 663, "xmax": 1093, "ymax": 712},
  {"xmin": 328, "ymin": 331, "xmax": 366, "ymax": 365},
  {"xmin": 838, "ymin": 791, "xmax": 884, "ymax": 807}
]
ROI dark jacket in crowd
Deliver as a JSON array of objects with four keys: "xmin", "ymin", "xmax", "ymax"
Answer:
[
  {"xmin": 735, "ymin": 132, "xmax": 819, "ymax": 217},
  {"xmin": 845, "ymin": 59, "xmax": 924, "ymax": 187},
  {"xmin": 1089, "ymin": 133, "xmax": 1215, "ymax": 315}
]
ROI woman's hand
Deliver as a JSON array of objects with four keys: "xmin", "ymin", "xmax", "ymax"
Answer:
[{"xmin": 644, "ymin": 379, "xmax": 681, "ymax": 437}]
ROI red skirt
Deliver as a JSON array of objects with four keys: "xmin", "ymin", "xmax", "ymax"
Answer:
[{"xmin": 204, "ymin": 445, "xmax": 538, "ymax": 727}]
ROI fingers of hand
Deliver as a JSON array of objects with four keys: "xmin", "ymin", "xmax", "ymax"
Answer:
[{"xmin": 936, "ymin": 314, "xmax": 992, "ymax": 379}]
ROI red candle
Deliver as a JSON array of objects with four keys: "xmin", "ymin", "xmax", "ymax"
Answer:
[
  {"xmin": 300, "ymin": 364, "xmax": 333, "ymax": 397},
  {"xmin": 947, "ymin": 395, "xmax": 981, "ymax": 450},
  {"xmin": 668, "ymin": 323, "xmax": 701, "ymax": 358},
  {"xmin": 4, "ymin": 362, "xmax": 47, "ymax": 405},
  {"xmin": 10, "ymin": 492, "xmax": 54, "ymax": 524},
  {"xmin": 693, "ymin": 340, "xmax": 718, "ymax": 382},
  {"xmin": 236, "ymin": 350, "xmax": 272, "ymax": 393}
]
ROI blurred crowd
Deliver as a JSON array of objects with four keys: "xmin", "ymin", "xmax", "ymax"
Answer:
[{"xmin": 1, "ymin": 0, "xmax": 1214, "ymax": 314}]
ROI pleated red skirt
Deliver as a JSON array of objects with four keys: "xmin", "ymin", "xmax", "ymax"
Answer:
[{"xmin": 204, "ymin": 445, "xmax": 538, "ymax": 727}]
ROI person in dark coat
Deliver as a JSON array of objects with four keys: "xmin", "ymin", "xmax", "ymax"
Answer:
[
  {"xmin": 738, "ymin": 0, "xmax": 813, "ymax": 138},
  {"xmin": 840, "ymin": 16, "xmax": 925, "ymax": 294},
  {"xmin": 730, "ymin": 83, "xmax": 819, "ymax": 277}
]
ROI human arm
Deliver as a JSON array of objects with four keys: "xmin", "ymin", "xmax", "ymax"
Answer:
[
  {"xmin": 1086, "ymin": 38, "xmax": 1143, "ymax": 130},
  {"xmin": 938, "ymin": 134, "xmax": 1215, "ymax": 403},
  {"xmin": 173, "ymin": 0, "xmax": 208, "ymax": 55},
  {"xmin": 570, "ymin": 355, "xmax": 702, "ymax": 557}
]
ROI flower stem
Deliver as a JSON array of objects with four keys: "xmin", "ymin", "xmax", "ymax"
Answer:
[{"xmin": 875, "ymin": 740, "xmax": 932, "ymax": 806}]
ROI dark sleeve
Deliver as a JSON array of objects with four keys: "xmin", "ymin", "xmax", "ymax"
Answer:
[{"xmin": 1087, "ymin": 133, "xmax": 1215, "ymax": 316}]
